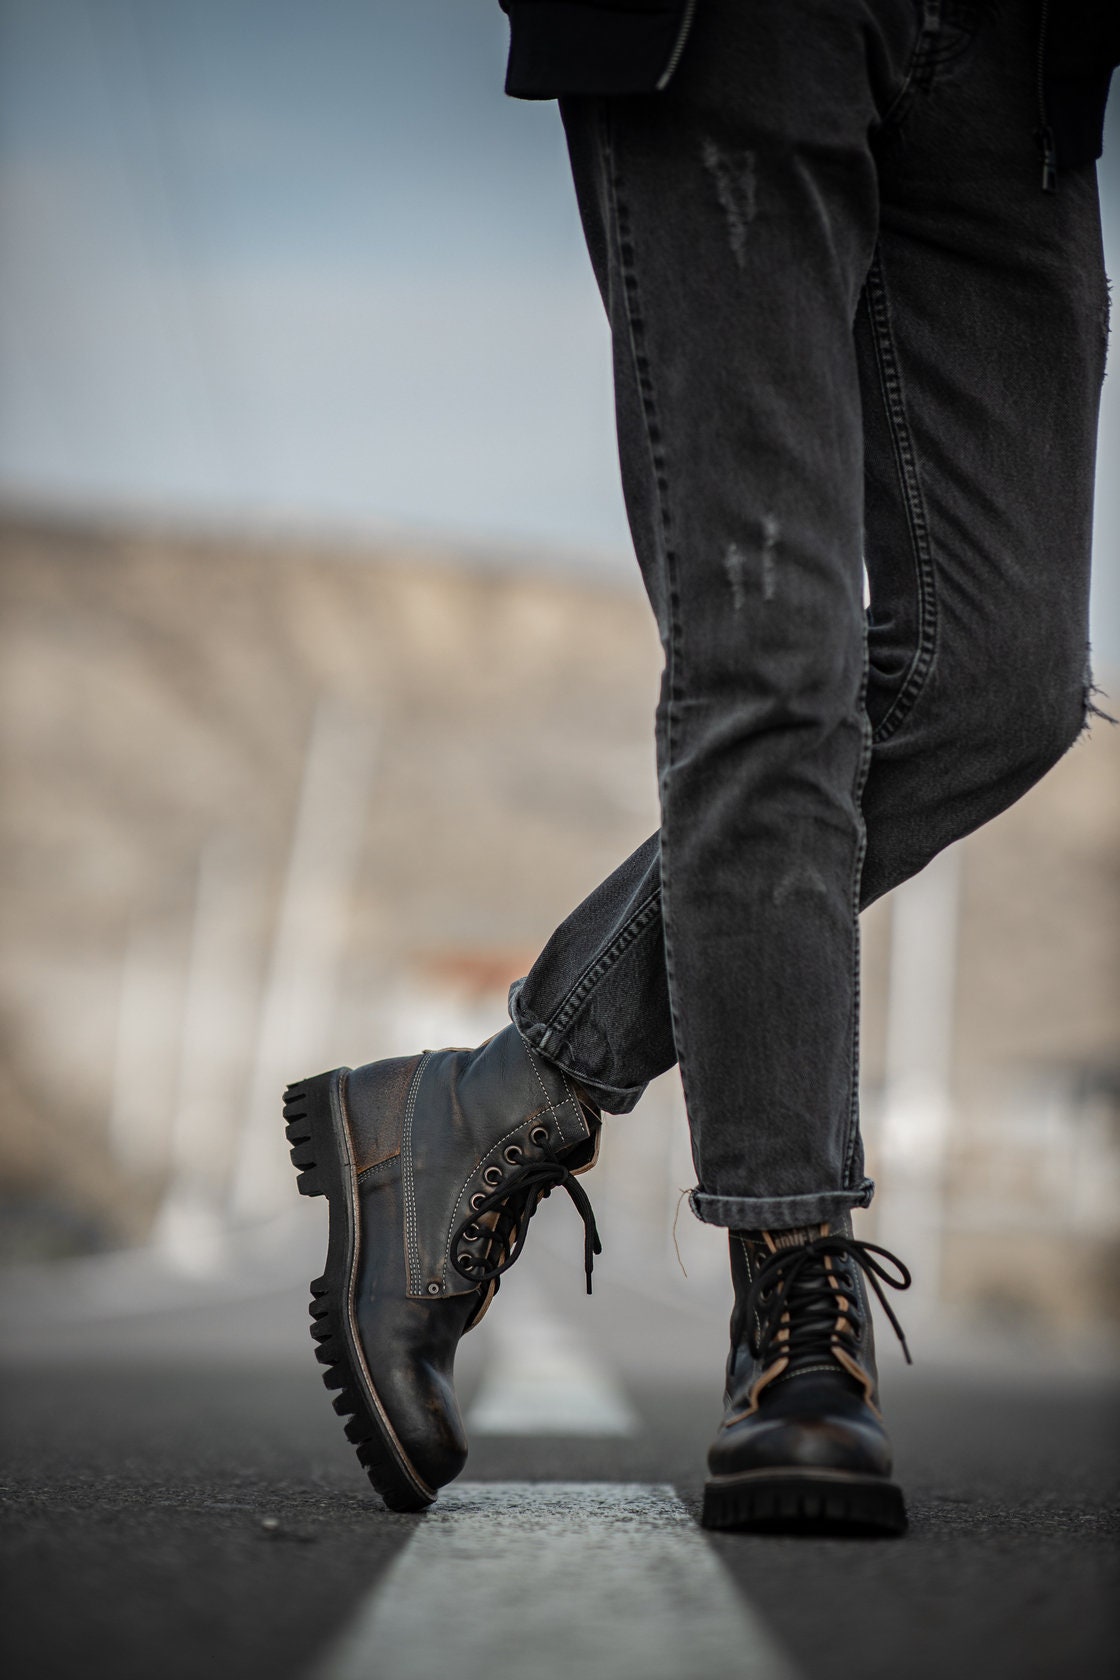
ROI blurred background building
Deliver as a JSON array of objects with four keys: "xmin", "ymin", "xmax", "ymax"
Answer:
[{"xmin": 1, "ymin": 0, "xmax": 1118, "ymax": 1343}]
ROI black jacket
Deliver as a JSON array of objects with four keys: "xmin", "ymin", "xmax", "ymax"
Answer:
[
  {"xmin": 500, "ymin": 0, "xmax": 1117, "ymax": 171},
  {"xmin": 502, "ymin": 0, "xmax": 697, "ymax": 97}
]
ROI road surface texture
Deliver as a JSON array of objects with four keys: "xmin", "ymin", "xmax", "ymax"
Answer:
[{"xmin": 1, "ymin": 1214, "xmax": 1117, "ymax": 1680}]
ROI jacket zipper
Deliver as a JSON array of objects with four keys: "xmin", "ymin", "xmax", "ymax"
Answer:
[
  {"xmin": 1035, "ymin": 0, "xmax": 1057, "ymax": 192},
  {"xmin": 656, "ymin": 0, "xmax": 698, "ymax": 91}
]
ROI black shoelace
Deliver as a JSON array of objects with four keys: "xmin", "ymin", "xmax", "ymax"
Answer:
[
  {"xmin": 450, "ymin": 1158, "xmax": 602, "ymax": 1295},
  {"xmin": 746, "ymin": 1233, "xmax": 913, "ymax": 1368}
]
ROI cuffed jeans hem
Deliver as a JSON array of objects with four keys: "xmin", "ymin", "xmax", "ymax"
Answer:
[
  {"xmin": 689, "ymin": 1181, "xmax": 876, "ymax": 1230},
  {"xmin": 508, "ymin": 983, "xmax": 648, "ymax": 1115}
]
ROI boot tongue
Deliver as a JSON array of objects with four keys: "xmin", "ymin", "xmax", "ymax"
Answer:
[
  {"xmin": 757, "ymin": 1223, "xmax": 858, "ymax": 1385},
  {"xmin": 765, "ymin": 1223, "xmax": 827, "ymax": 1252}
]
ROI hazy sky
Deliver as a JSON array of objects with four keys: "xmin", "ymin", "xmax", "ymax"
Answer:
[{"xmin": 1, "ymin": 0, "xmax": 1117, "ymax": 657}]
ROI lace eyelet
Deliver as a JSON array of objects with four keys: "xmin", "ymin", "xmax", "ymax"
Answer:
[
  {"xmin": 470, "ymin": 1192, "xmax": 486, "ymax": 1211},
  {"xmin": 529, "ymin": 1125, "xmax": 549, "ymax": 1147},
  {"xmin": 483, "ymin": 1165, "xmax": 503, "ymax": 1187},
  {"xmin": 461, "ymin": 1223, "xmax": 480, "ymax": 1242},
  {"xmin": 504, "ymin": 1144, "xmax": 523, "ymax": 1165}
]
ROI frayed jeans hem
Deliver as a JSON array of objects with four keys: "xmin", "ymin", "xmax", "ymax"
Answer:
[{"xmin": 689, "ymin": 1182, "xmax": 875, "ymax": 1231}]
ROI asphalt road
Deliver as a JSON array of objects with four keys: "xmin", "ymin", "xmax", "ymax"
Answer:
[{"xmin": 1, "ymin": 1236, "xmax": 1117, "ymax": 1680}]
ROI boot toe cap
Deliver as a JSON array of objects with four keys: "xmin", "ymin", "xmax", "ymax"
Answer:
[{"xmin": 709, "ymin": 1378, "xmax": 894, "ymax": 1480}]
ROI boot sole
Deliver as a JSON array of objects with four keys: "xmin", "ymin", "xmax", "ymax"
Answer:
[
  {"xmin": 284, "ymin": 1069, "xmax": 436, "ymax": 1513},
  {"xmin": 702, "ymin": 1468, "xmax": 907, "ymax": 1536}
]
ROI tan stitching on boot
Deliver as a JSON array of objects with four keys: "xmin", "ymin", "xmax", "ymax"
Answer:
[
  {"xmin": 744, "ymin": 1353, "xmax": 789, "ymax": 1413},
  {"xmin": 738, "ymin": 1234, "xmax": 765, "ymax": 1354},
  {"xmin": 438, "ymin": 1117, "xmax": 543, "ymax": 1280},
  {"xmin": 400, "ymin": 1052, "xmax": 431, "ymax": 1296},
  {"xmin": 356, "ymin": 1152, "xmax": 399, "ymax": 1180},
  {"xmin": 524, "ymin": 1046, "xmax": 568, "ymax": 1145},
  {"xmin": 463, "ymin": 1277, "xmax": 499, "ymax": 1333},
  {"xmin": 558, "ymin": 1070, "xmax": 595, "ymax": 1155},
  {"xmin": 835, "ymin": 1346, "xmax": 879, "ymax": 1411}
]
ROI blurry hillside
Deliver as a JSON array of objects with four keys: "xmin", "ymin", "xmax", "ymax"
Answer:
[
  {"xmin": 0, "ymin": 512, "xmax": 665, "ymax": 1255},
  {"xmin": 1, "ymin": 512, "xmax": 1117, "ymax": 1332}
]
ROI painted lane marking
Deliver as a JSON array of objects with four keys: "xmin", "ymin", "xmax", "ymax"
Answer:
[
  {"xmin": 312, "ymin": 1482, "xmax": 800, "ymax": 1680},
  {"xmin": 466, "ymin": 1288, "xmax": 638, "ymax": 1437}
]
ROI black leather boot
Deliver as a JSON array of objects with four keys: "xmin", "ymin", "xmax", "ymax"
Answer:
[
  {"xmin": 283, "ymin": 1024, "xmax": 601, "ymax": 1511},
  {"xmin": 702, "ymin": 1217, "xmax": 912, "ymax": 1535}
]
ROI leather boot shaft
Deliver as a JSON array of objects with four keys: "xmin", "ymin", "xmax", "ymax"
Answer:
[
  {"xmin": 344, "ymin": 1026, "xmax": 597, "ymax": 1302},
  {"xmin": 726, "ymin": 1213, "xmax": 881, "ymax": 1418}
]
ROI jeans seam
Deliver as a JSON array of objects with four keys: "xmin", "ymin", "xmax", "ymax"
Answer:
[
  {"xmin": 865, "ymin": 248, "xmax": 940, "ymax": 746},
  {"xmin": 695, "ymin": 1189, "xmax": 872, "ymax": 1203},
  {"xmin": 544, "ymin": 885, "xmax": 664, "ymax": 1035},
  {"xmin": 601, "ymin": 103, "xmax": 690, "ymax": 1107},
  {"xmin": 842, "ymin": 622, "xmax": 873, "ymax": 1192},
  {"xmin": 879, "ymin": 0, "xmax": 944, "ymax": 130}
]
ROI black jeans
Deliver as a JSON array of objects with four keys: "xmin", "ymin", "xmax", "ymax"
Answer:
[{"xmin": 509, "ymin": 0, "xmax": 1108, "ymax": 1229}]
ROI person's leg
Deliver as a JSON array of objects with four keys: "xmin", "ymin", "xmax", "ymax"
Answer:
[
  {"xmin": 515, "ymin": 0, "xmax": 924, "ymax": 1223},
  {"xmin": 514, "ymin": 0, "xmax": 1108, "ymax": 1180},
  {"xmin": 514, "ymin": 6, "xmax": 934, "ymax": 1532},
  {"xmin": 857, "ymin": 0, "xmax": 1108, "ymax": 898},
  {"xmin": 289, "ymin": 0, "xmax": 912, "ymax": 1517},
  {"xmin": 516, "ymin": 0, "xmax": 929, "ymax": 1233},
  {"xmin": 289, "ymin": 0, "xmax": 1108, "ymax": 1523}
]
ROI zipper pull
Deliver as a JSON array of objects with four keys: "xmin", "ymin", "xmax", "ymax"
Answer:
[{"xmin": 1037, "ymin": 125, "xmax": 1057, "ymax": 193}]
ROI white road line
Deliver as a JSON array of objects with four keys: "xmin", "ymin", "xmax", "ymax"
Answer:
[
  {"xmin": 312, "ymin": 1483, "xmax": 799, "ymax": 1680},
  {"xmin": 467, "ymin": 1288, "xmax": 639, "ymax": 1437}
]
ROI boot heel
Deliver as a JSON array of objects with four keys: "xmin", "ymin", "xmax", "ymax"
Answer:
[{"xmin": 282, "ymin": 1073, "xmax": 336, "ymax": 1198}]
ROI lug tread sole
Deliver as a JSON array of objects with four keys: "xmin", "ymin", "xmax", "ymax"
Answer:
[
  {"xmin": 702, "ymin": 1469, "xmax": 907, "ymax": 1536},
  {"xmin": 284, "ymin": 1073, "xmax": 435, "ymax": 1514}
]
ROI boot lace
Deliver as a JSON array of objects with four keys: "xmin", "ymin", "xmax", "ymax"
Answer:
[
  {"xmin": 746, "ymin": 1233, "xmax": 913, "ymax": 1369},
  {"xmin": 450, "ymin": 1158, "xmax": 602, "ymax": 1295}
]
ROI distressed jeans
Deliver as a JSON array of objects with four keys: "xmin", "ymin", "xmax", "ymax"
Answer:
[{"xmin": 509, "ymin": 0, "xmax": 1109, "ymax": 1229}]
